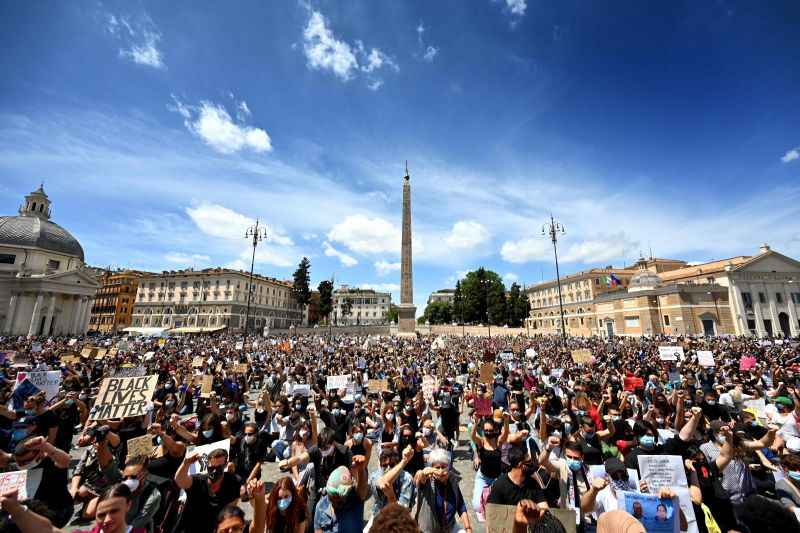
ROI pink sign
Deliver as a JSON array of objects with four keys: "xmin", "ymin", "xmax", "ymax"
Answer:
[
  {"xmin": 474, "ymin": 397, "xmax": 492, "ymax": 416},
  {"xmin": 739, "ymin": 356, "xmax": 756, "ymax": 371}
]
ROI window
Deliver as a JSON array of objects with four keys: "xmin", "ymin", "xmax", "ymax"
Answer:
[
  {"xmin": 742, "ymin": 292, "xmax": 753, "ymax": 307},
  {"xmin": 792, "ymin": 293, "xmax": 800, "ymax": 304},
  {"xmin": 47, "ymin": 259, "xmax": 60, "ymax": 270},
  {"xmin": 0, "ymin": 254, "xmax": 15, "ymax": 264},
  {"xmin": 624, "ymin": 316, "xmax": 640, "ymax": 328},
  {"xmin": 663, "ymin": 315, "xmax": 670, "ymax": 326},
  {"xmin": 758, "ymin": 292, "xmax": 766, "ymax": 303},
  {"xmin": 594, "ymin": 278, "xmax": 600, "ymax": 286},
  {"xmin": 776, "ymin": 293, "xmax": 783, "ymax": 304}
]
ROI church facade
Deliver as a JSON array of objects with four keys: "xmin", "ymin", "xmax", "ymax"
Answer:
[{"xmin": 0, "ymin": 186, "xmax": 99, "ymax": 336}]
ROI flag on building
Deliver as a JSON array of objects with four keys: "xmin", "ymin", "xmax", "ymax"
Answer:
[{"xmin": 609, "ymin": 273, "xmax": 622, "ymax": 287}]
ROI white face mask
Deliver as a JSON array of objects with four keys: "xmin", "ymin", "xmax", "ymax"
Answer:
[
  {"xmin": 123, "ymin": 478, "xmax": 140, "ymax": 492},
  {"xmin": 226, "ymin": 413, "xmax": 236, "ymax": 422},
  {"xmin": 385, "ymin": 413, "xmax": 394, "ymax": 421},
  {"xmin": 321, "ymin": 445, "xmax": 335, "ymax": 457},
  {"xmin": 203, "ymin": 429, "xmax": 214, "ymax": 438},
  {"xmin": 245, "ymin": 435, "xmax": 257, "ymax": 445}
]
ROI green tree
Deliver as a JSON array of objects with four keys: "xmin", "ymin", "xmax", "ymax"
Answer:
[
  {"xmin": 317, "ymin": 279, "xmax": 333, "ymax": 324},
  {"xmin": 459, "ymin": 267, "xmax": 505, "ymax": 324},
  {"xmin": 292, "ymin": 257, "xmax": 312, "ymax": 314},
  {"xmin": 421, "ymin": 301, "xmax": 453, "ymax": 325},
  {"xmin": 453, "ymin": 281, "xmax": 464, "ymax": 324},
  {"xmin": 386, "ymin": 304, "xmax": 399, "ymax": 324},
  {"xmin": 506, "ymin": 283, "xmax": 530, "ymax": 327},
  {"xmin": 487, "ymin": 282, "xmax": 507, "ymax": 325}
]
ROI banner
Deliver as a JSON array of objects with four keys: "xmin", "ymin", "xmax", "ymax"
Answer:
[
  {"xmin": 16, "ymin": 371, "xmax": 61, "ymax": 403},
  {"xmin": 326, "ymin": 374, "xmax": 351, "ymax": 390},
  {"xmin": 0, "ymin": 469, "xmax": 42, "ymax": 500},
  {"xmin": 571, "ymin": 349, "xmax": 592, "ymax": 364},
  {"xmin": 89, "ymin": 375, "xmax": 158, "ymax": 421},
  {"xmin": 188, "ymin": 439, "xmax": 230, "ymax": 475},
  {"xmin": 658, "ymin": 346, "xmax": 684, "ymax": 361},
  {"xmin": 616, "ymin": 491, "xmax": 679, "ymax": 533},
  {"xmin": 696, "ymin": 351, "xmax": 715, "ymax": 367}
]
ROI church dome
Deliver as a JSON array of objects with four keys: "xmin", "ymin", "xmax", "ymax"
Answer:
[
  {"xmin": 0, "ymin": 185, "xmax": 85, "ymax": 261},
  {"xmin": 628, "ymin": 270, "xmax": 661, "ymax": 292}
]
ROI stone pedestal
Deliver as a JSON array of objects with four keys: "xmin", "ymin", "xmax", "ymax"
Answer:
[{"xmin": 398, "ymin": 303, "xmax": 417, "ymax": 333}]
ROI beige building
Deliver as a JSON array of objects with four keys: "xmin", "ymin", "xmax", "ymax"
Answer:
[
  {"xmin": 0, "ymin": 186, "xmax": 99, "ymax": 336},
  {"xmin": 427, "ymin": 289, "xmax": 455, "ymax": 305},
  {"xmin": 89, "ymin": 270, "xmax": 150, "ymax": 333},
  {"xmin": 525, "ymin": 246, "xmax": 800, "ymax": 338},
  {"xmin": 333, "ymin": 286, "xmax": 391, "ymax": 325},
  {"xmin": 131, "ymin": 268, "xmax": 302, "ymax": 332}
]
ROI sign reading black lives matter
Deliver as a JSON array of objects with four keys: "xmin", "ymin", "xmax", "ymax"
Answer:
[{"xmin": 89, "ymin": 375, "xmax": 158, "ymax": 421}]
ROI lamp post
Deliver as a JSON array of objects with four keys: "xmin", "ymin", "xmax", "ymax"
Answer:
[
  {"xmin": 543, "ymin": 215, "xmax": 567, "ymax": 343},
  {"xmin": 244, "ymin": 219, "xmax": 268, "ymax": 337}
]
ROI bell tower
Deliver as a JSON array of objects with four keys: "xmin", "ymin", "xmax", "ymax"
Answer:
[{"xmin": 19, "ymin": 184, "xmax": 51, "ymax": 220}]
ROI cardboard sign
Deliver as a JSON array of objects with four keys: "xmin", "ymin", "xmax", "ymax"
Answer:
[
  {"xmin": 188, "ymin": 439, "xmax": 230, "ymax": 475},
  {"xmin": 68, "ymin": 339, "xmax": 77, "ymax": 346},
  {"xmin": 16, "ymin": 371, "xmax": 61, "ymax": 403},
  {"xmin": 697, "ymin": 351, "xmax": 715, "ymax": 367},
  {"xmin": 113, "ymin": 366, "xmax": 146, "ymax": 378},
  {"xmin": 81, "ymin": 347, "xmax": 95, "ymax": 358},
  {"xmin": 126, "ymin": 434, "xmax": 155, "ymax": 459},
  {"xmin": 744, "ymin": 398, "xmax": 766, "ymax": 420},
  {"xmin": 571, "ymin": 349, "xmax": 592, "ymax": 364},
  {"xmin": 231, "ymin": 363, "xmax": 248, "ymax": 374},
  {"xmin": 0, "ymin": 469, "xmax": 42, "ymax": 500},
  {"xmin": 235, "ymin": 341, "xmax": 244, "ymax": 350},
  {"xmin": 367, "ymin": 379, "xmax": 390, "ymax": 393},
  {"xmin": 94, "ymin": 348, "xmax": 108, "ymax": 359},
  {"xmin": 60, "ymin": 354, "xmax": 81, "ymax": 365},
  {"xmin": 739, "ymin": 356, "xmax": 756, "ymax": 371},
  {"xmin": 200, "ymin": 375, "xmax": 214, "ymax": 398},
  {"xmin": 89, "ymin": 375, "xmax": 158, "ymax": 420},
  {"xmin": 548, "ymin": 509, "xmax": 578, "ymax": 533},
  {"xmin": 326, "ymin": 374, "xmax": 351, "ymax": 390},
  {"xmin": 474, "ymin": 396, "xmax": 493, "ymax": 416},
  {"xmin": 658, "ymin": 346, "xmax": 684, "ymax": 361},
  {"xmin": 480, "ymin": 363, "xmax": 495, "ymax": 384},
  {"xmin": 485, "ymin": 503, "xmax": 515, "ymax": 533},
  {"xmin": 191, "ymin": 356, "xmax": 205, "ymax": 368}
]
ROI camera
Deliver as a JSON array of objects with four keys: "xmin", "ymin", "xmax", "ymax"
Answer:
[{"xmin": 89, "ymin": 425, "xmax": 110, "ymax": 442}]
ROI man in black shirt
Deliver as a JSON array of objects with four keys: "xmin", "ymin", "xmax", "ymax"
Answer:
[
  {"xmin": 174, "ymin": 447, "xmax": 242, "ymax": 533},
  {"xmin": 487, "ymin": 446, "xmax": 552, "ymax": 532}
]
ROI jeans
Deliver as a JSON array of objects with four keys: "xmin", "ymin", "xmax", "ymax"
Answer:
[
  {"xmin": 271, "ymin": 439, "xmax": 290, "ymax": 460},
  {"xmin": 471, "ymin": 470, "xmax": 496, "ymax": 511}
]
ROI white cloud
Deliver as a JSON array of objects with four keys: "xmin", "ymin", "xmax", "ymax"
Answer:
[
  {"xmin": 501, "ymin": 237, "xmax": 552, "ymax": 263},
  {"xmin": 561, "ymin": 233, "xmax": 638, "ymax": 264},
  {"xmin": 505, "ymin": 0, "xmax": 527, "ymax": 16},
  {"xmin": 186, "ymin": 202, "xmax": 293, "ymax": 245},
  {"xmin": 323, "ymin": 241, "xmax": 358, "ymax": 267},
  {"xmin": 301, "ymin": 9, "xmax": 398, "ymax": 89},
  {"xmin": 238, "ymin": 101, "xmax": 251, "ymax": 117},
  {"xmin": 445, "ymin": 220, "xmax": 490, "ymax": 249},
  {"xmin": 423, "ymin": 45, "xmax": 439, "ymax": 62},
  {"xmin": 169, "ymin": 96, "xmax": 272, "ymax": 154},
  {"xmin": 164, "ymin": 252, "xmax": 211, "ymax": 264},
  {"xmin": 446, "ymin": 270, "xmax": 470, "ymax": 286},
  {"xmin": 374, "ymin": 259, "xmax": 401, "ymax": 276},
  {"xmin": 106, "ymin": 12, "xmax": 165, "ymax": 69},
  {"xmin": 503, "ymin": 272, "xmax": 519, "ymax": 283},
  {"xmin": 359, "ymin": 283, "xmax": 400, "ymax": 292},
  {"xmin": 327, "ymin": 214, "xmax": 400, "ymax": 255},
  {"xmin": 782, "ymin": 148, "xmax": 800, "ymax": 163}
]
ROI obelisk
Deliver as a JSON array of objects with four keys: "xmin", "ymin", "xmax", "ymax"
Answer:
[{"xmin": 398, "ymin": 163, "xmax": 416, "ymax": 333}]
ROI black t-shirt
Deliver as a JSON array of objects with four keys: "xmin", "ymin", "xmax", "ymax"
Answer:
[
  {"xmin": 624, "ymin": 445, "xmax": 663, "ymax": 472},
  {"xmin": 32, "ymin": 457, "xmax": 73, "ymax": 514},
  {"xmin": 180, "ymin": 472, "xmax": 242, "ymax": 533},
  {"xmin": 486, "ymin": 472, "xmax": 547, "ymax": 506},
  {"xmin": 308, "ymin": 443, "xmax": 352, "ymax": 493},
  {"xmin": 35, "ymin": 409, "xmax": 58, "ymax": 440}
]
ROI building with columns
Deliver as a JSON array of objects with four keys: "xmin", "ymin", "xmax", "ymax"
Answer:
[{"xmin": 0, "ymin": 186, "xmax": 99, "ymax": 336}]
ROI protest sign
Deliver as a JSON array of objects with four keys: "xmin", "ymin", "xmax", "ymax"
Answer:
[
  {"xmin": 126, "ymin": 434, "xmax": 155, "ymax": 459},
  {"xmin": 235, "ymin": 341, "xmax": 244, "ymax": 350},
  {"xmin": 0, "ymin": 469, "xmax": 42, "ymax": 500},
  {"xmin": 697, "ymin": 351, "xmax": 715, "ymax": 367},
  {"xmin": 739, "ymin": 356, "xmax": 756, "ymax": 371},
  {"xmin": 188, "ymin": 439, "xmax": 230, "ymax": 475},
  {"xmin": 89, "ymin": 375, "xmax": 158, "ymax": 421},
  {"xmin": 624, "ymin": 375, "xmax": 644, "ymax": 392},
  {"xmin": 143, "ymin": 351, "xmax": 155, "ymax": 361},
  {"xmin": 571, "ymin": 349, "xmax": 592, "ymax": 364},
  {"xmin": 60, "ymin": 354, "xmax": 81, "ymax": 365},
  {"xmin": 548, "ymin": 509, "xmax": 578, "ymax": 533},
  {"xmin": 15, "ymin": 371, "xmax": 61, "ymax": 402},
  {"xmin": 81, "ymin": 347, "xmax": 94, "ymax": 357},
  {"xmin": 367, "ymin": 379, "xmax": 389, "ymax": 393},
  {"xmin": 94, "ymin": 348, "xmax": 108, "ymax": 359},
  {"xmin": 639, "ymin": 454, "xmax": 697, "ymax": 531},
  {"xmin": 616, "ymin": 491, "xmax": 679, "ymax": 533},
  {"xmin": 31, "ymin": 343, "xmax": 42, "ymax": 353},
  {"xmin": 744, "ymin": 398, "xmax": 766, "ymax": 420},
  {"xmin": 290, "ymin": 384, "xmax": 311, "ymax": 397},
  {"xmin": 191, "ymin": 356, "xmax": 205, "ymax": 368},
  {"xmin": 485, "ymin": 503, "xmax": 515, "ymax": 533},
  {"xmin": 422, "ymin": 375, "xmax": 438, "ymax": 402},
  {"xmin": 500, "ymin": 351, "xmax": 514, "ymax": 362},
  {"xmin": 474, "ymin": 396, "xmax": 492, "ymax": 416},
  {"xmin": 480, "ymin": 363, "xmax": 495, "ymax": 384},
  {"xmin": 357, "ymin": 356, "xmax": 366, "ymax": 369},
  {"xmin": 200, "ymin": 375, "xmax": 214, "ymax": 398},
  {"xmin": 113, "ymin": 366, "xmax": 146, "ymax": 378},
  {"xmin": 455, "ymin": 374, "xmax": 468, "ymax": 386},
  {"xmin": 326, "ymin": 374, "xmax": 351, "ymax": 390},
  {"xmin": 658, "ymin": 346, "xmax": 684, "ymax": 361},
  {"xmin": 525, "ymin": 348, "xmax": 537, "ymax": 359},
  {"xmin": 68, "ymin": 338, "xmax": 77, "ymax": 346},
  {"xmin": 231, "ymin": 363, "xmax": 248, "ymax": 374}
]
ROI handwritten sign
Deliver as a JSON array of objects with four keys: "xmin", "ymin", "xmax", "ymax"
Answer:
[
  {"xmin": 0, "ymin": 469, "xmax": 42, "ymax": 500},
  {"xmin": 485, "ymin": 503, "xmax": 515, "ymax": 533},
  {"xmin": 290, "ymin": 383, "xmax": 311, "ymax": 397},
  {"xmin": 525, "ymin": 348, "xmax": 537, "ymax": 359},
  {"xmin": 89, "ymin": 375, "xmax": 158, "ymax": 421},
  {"xmin": 192, "ymin": 356, "xmax": 205, "ymax": 368},
  {"xmin": 231, "ymin": 363, "xmax": 248, "ymax": 374},
  {"xmin": 326, "ymin": 374, "xmax": 351, "ymax": 390},
  {"xmin": 81, "ymin": 347, "xmax": 95, "ymax": 358},
  {"xmin": 16, "ymin": 371, "xmax": 61, "ymax": 402},
  {"xmin": 638, "ymin": 455, "xmax": 687, "ymax": 490},
  {"xmin": 480, "ymin": 363, "xmax": 495, "ymax": 384},
  {"xmin": 474, "ymin": 396, "xmax": 492, "ymax": 416},
  {"xmin": 697, "ymin": 351, "xmax": 715, "ymax": 367},
  {"xmin": 235, "ymin": 341, "xmax": 244, "ymax": 350},
  {"xmin": 422, "ymin": 375, "xmax": 438, "ymax": 402},
  {"xmin": 60, "ymin": 354, "xmax": 81, "ymax": 365},
  {"xmin": 571, "ymin": 349, "xmax": 592, "ymax": 364},
  {"xmin": 658, "ymin": 346, "xmax": 684, "ymax": 361},
  {"xmin": 113, "ymin": 366, "xmax": 146, "ymax": 378},
  {"xmin": 367, "ymin": 379, "xmax": 390, "ymax": 393},
  {"xmin": 188, "ymin": 439, "xmax": 230, "ymax": 475},
  {"xmin": 200, "ymin": 375, "xmax": 214, "ymax": 398},
  {"xmin": 739, "ymin": 356, "xmax": 756, "ymax": 371},
  {"xmin": 126, "ymin": 434, "xmax": 155, "ymax": 459}
]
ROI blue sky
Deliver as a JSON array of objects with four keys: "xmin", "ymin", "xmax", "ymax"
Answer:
[{"xmin": 1, "ymin": 1, "xmax": 799, "ymax": 312}]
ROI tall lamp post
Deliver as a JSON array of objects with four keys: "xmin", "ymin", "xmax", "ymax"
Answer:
[
  {"xmin": 244, "ymin": 220, "xmax": 268, "ymax": 337},
  {"xmin": 543, "ymin": 215, "xmax": 567, "ymax": 343}
]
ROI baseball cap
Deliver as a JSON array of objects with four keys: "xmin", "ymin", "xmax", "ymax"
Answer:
[
  {"xmin": 604, "ymin": 457, "xmax": 626, "ymax": 476},
  {"xmin": 326, "ymin": 465, "xmax": 353, "ymax": 497}
]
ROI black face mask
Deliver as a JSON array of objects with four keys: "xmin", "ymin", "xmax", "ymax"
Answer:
[
  {"xmin": 400, "ymin": 435, "xmax": 414, "ymax": 447},
  {"xmin": 207, "ymin": 466, "xmax": 224, "ymax": 481},
  {"xmin": 521, "ymin": 462, "xmax": 536, "ymax": 476}
]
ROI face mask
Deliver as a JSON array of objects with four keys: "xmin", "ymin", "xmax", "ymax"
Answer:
[
  {"xmin": 332, "ymin": 408, "xmax": 341, "ymax": 417},
  {"xmin": 640, "ymin": 435, "xmax": 655, "ymax": 449},
  {"xmin": 165, "ymin": 383, "xmax": 173, "ymax": 390},
  {"xmin": 706, "ymin": 400, "xmax": 716, "ymax": 406},
  {"xmin": 203, "ymin": 429, "xmax": 214, "ymax": 439},
  {"xmin": 123, "ymin": 478, "xmax": 140, "ymax": 492},
  {"xmin": 226, "ymin": 413, "xmax": 236, "ymax": 422},
  {"xmin": 423, "ymin": 427, "xmax": 433, "ymax": 437},
  {"xmin": 611, "ymin": 416, "xmax": 621, "ymax": 422},
  {"xmin": 404, "ymin": 406, "xmax": 412, "ymax": 413},
  {"xmin": 352, "ymin": 432, "xmax": 363, "ymax": 443},
  {"xmin": 165, "ymin": 401, "xmax": 175, "ymax": 409},
  {"xmin": 577, "ymin": 410, "xmax": 587, "ymax": 416},
  {"xmin": 277, "ymin": 495, "xmax": 292, "ymax": 511},
  {"xmin": 715, "ymin": 434, "xmax": 726, "ymax": 445},
  {"xmin": 245, "ymin": 435, "xmax": 257, "ymax": 445},
  {"xmin": 385, "ymin": 413, "xmax": 394, "ymax": 421},
  {"xmin": 567, "ymin": 458, "xmax": 583, "ymax": 471},
  {"xmin": 321, "ymin": 446, "xmax": 335, "ymax": 457},
  {"xmin": 655, "ymin": 418, "xmax": 664, "ymax": 425},
  {"xmin": 12, "ymin": 429, "xmax": 29, "ymax": 442},
  {"xmin": 788, "ymin": 471, "xmax": 800, "ymax": 481},
  {"xmin": 79, "ymin": 394, "xmax": 88, "ymax": 402},
  {"xmin": 299, "ymin": 430, "xmax": 309, "ymax": 439},
  {"xmin": 582, "ymin": 431, "xmax": 596, "ymax": 440},
  {"xmin": 207, "ymin": 466, "xmax": 224, "ymax": 481}
]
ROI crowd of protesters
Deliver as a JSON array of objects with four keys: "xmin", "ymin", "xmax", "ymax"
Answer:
[{"xmin": 0, "ymin": 331, "xmax": 797, "ymax": 533}]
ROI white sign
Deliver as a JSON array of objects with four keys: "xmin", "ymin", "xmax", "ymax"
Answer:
[
  {"xmin": 744, "ymin": 398, "xmax": 766, "ymax": 420},
  {"xmin": 16, "ymin": 371, "xmax": 61, "ymax": 403},
  {"xmin": 188, "ymin": 439, "xmax": 230, "ymax": 475},
  {"xmin": 658, "ymin": 346, "xmax": 684, "ymax": 361},
  {"xmin": 525, "ymin": 348, "xmax": 537, "ymax": 359},
  {"xmin": 326, "ymin": 374, "xmax": 351, "ymax": 390},
  {"xmin": 290, "ymin": 384, "xmax": 311, "ymax": 397},
  {"xmin": 639, "ymin": 454, "xmax": 697, "ymax": 532},
  {"xmin": 0, "ymin": 469, "xmax": 42, "ymax": 500},
  {"xmin": 235, "ymin": 341, "xmax": 244, "ymax": 350},
  {"xmin": 697, "ymin": 351, "xmax": 715, "ymax": 367}
]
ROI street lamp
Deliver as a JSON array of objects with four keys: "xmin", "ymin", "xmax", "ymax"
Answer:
[
  {"xmin": 244, "ymin": 219, "xmax": 268, "ymax": 337},
  {"xmin": 543, "ymin": 215, "xmax": 567, "ymax": 343}
]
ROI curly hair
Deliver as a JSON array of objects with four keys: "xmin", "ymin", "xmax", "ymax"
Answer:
[{"xmin": 369, "ymin": 503, "xmax": 420, "ymax": 533}]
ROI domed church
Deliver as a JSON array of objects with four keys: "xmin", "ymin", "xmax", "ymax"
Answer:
[{"xmin": 0, "ymin": 185, "xmax": 99, "ymax": 336}]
